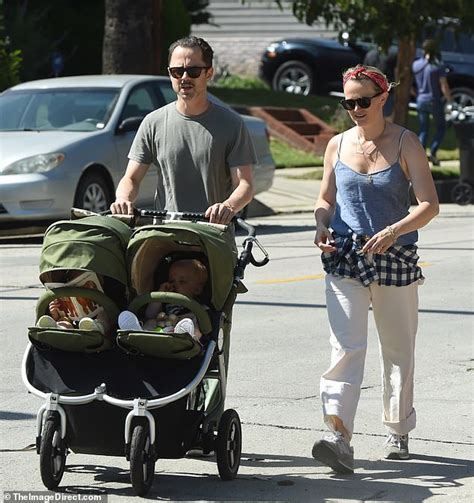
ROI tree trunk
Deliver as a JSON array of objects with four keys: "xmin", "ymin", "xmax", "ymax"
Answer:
[
  {"xmin": 392, "ymin": 35, "xmax": 416, "ymax": 127},
  {"xmin": 102, "ymin": 0, "xmax": 156, "ymax": 74}
]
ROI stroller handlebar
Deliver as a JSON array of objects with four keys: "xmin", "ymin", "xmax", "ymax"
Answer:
[{"xmin": 70, "ymin": 207, "xmax": 270, "ymax": 276}]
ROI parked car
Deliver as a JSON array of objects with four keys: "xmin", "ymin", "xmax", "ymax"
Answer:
[
  {"xmin": 259, "ymin": 28, "xmax": 474, "ymax": 107},
  {"xmin": 0, "ymin": 75, "xmax": 275, "ymax": 222}
]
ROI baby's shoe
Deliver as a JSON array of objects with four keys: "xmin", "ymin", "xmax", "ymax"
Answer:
[
  {"xmin": 78, "ymin": 317, "xmax": 104, "ymax": 334},
  {"xmin": 174, "ymin": 318, "xmax": 195, "ymax": 336},
  {"xmin": 36, "ymin": 315, "xmax": 57, "ymax": 328},
  {"xmin": 118, "ymin": 311, "xmax": 143, "ymax": 331}
]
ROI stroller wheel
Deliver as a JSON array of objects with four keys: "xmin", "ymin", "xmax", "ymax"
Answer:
[
  {"xmin": 39, "ymin": 412, "xmax": 67, "ymax": 489},
  {"xmin": 130, "ymin": 423, "xmax": 155, "ymax": 496},
  {"xmin": 216, "ymin": 409, "xmax": 242, "ymax": 480},
  {"xmin": 451, "ymin": 182, "xmax": 473, "ymax": 205}
]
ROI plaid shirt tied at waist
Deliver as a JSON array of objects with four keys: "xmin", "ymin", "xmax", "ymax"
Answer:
[{"xmin": 321, "ymin": 231, "xmax": 424, "ymax": 287}]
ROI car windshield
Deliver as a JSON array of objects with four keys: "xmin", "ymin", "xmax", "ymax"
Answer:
[{"xmin": 0, "ymin": 88, "xmax": 120, "ymax": 132}]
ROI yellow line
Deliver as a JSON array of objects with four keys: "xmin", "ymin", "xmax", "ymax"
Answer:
[{"xmin": 256, "ymin": 274, "xmax": 325, "ymax": 284}]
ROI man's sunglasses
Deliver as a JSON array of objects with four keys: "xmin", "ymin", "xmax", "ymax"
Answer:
[
  {"xmin": 339, "ymin": 91, "xmax": 384, "ymax": 110},
  {"xmin": 168, "ymin": 66, "xmax": 210, "ymax": 79}
]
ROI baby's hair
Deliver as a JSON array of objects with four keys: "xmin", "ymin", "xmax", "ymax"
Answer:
[{"xmin": 171, "ymin": 259, "xmax": 208, "ymax": 284}]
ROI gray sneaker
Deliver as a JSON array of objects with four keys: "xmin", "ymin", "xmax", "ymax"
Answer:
[
  {"xmin": 312, "ymin": 431, "xmax": 354, "ymax": 474},
  {"xmin": 384, "ymin": 433, "xmax": 409, "ymax": 460}
]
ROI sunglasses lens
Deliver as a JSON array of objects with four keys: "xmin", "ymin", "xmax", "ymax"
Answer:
[
  {"xmin": 358, "ymin": 97, "xmax": 371, "ymax": 109},
  {"xmin": 169, "ymin": 67, "xmax": 184, "ymax": 78},
  {"xmin": 186, "ymin": 67, "xmax": 203, "ymax": 78},
  {"xmin": 341, "ymin": 99, "xmax": 355, "ymax": 110}
]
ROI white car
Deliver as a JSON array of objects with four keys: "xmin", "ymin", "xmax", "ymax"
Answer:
[{"xmin": 0, "ymin": 75, "xmax": 275, "ymax": 222}]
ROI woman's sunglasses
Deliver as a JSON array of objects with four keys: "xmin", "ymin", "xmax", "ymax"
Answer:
[
  {"xmin": 339, "ymin": 91, "xmax": 384, "ymax": 110},
  {"xmin": 168, "ymin": 66, "xmax": 210, "ymax": 79}
]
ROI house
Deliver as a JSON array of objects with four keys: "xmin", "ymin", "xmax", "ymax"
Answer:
[{"xmin": 191, "ymin": 0, "xmax": 334, "ymax": 77}]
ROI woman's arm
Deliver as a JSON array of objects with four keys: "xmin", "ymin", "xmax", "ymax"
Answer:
[{"xmin": 314, "ymin": 136, "xmax": 339, "ymax": 252}]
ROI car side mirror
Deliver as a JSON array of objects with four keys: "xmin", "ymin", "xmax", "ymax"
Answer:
[{"xmin": 117, "ymin": 116, "xmax": 144, "ymax": 134}]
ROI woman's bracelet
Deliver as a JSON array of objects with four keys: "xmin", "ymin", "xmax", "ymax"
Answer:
[{"xmin": 385, "ymin": 225, "xmax": 397, "ymax": 243}]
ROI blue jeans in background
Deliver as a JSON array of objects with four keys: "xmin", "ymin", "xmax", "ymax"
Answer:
[{"xmin": 416, "ymin": 98, "xmax": 446, "ymax": 157}]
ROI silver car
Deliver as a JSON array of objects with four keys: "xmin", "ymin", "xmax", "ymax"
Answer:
[{"xmin": 0, "ymin": 75, "xmax": 275, "ymax": 222}]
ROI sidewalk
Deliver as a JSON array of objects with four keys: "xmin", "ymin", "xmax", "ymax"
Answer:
[{"xmin": 248, "ymin": 166, "xmax": 473, "ymax": 218}]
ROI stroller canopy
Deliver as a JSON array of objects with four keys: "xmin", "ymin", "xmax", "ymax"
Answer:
[
  {"xmin": 39, "ymin": 216, "xmax": 132, "ymax": 286},
  {"xmin": 127, "ymin": 222, "xmax": 237, "ymax": 311}
]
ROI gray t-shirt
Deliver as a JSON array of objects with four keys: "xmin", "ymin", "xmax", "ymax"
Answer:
[{"xmin": 128, "ymin": 101, "xmax": 257, "ymax": 212}]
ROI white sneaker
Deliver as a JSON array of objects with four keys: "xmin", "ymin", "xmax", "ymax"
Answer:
[
  {"xmin": 312, "ymin": 431, "xmax": 354, "ymax": 474},
  {"xmin": 78, "ymin": 317, "xmax": 104, "ymax": 334},
  {"xmin": 384, "ymin": 433, "xmax": 409, "ymax": 460},
  {"xmin": 36, "ymin": 315, "xmax": 57, "ymax": 328},
  {"xmin": 118, "ymin": 311, "xmax": 143, "ymax": 331},
  {"xmin": 174, "ymin": 318, "xmax": 195, "ymax": 336}
]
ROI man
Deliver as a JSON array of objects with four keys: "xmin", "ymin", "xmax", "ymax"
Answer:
[
  {"xmin": 412, "ymin": 39, "xmax": 452, "ymax": 166},
  {"xmin": 110, "ymin": 36, "xmax": 256, "ymax": 223}
]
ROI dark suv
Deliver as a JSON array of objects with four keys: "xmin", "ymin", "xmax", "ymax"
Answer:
[{"xmin": 259, "ymin": 29, "xmax": 474, "ymax": 106}]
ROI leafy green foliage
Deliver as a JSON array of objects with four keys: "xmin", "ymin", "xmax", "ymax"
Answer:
[
  {"xmin": 212, "ymin": 74, "xmax": 270, "ymax": 89},
  {"xmin": 275, "ymin": 0, "xmax": 474, "ymax": 51},
  {"xmin": 0, "ymin": 5, "xmax": 22, "ymax": 91}
]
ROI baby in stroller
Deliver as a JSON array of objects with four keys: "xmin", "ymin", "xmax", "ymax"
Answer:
[
  {"xmin": 36, "ymin": 269, "xmax": 111, "ymax": 336},
  {"xmin": 119, "ymin": 258, "xmax": 208, "ymax": 340}
]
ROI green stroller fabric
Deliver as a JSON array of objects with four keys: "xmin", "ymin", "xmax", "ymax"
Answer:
[
  {"xmin": 39, "ymin": 215, "xmax": 131, "ymax": 286},
  {"xmin": 117, "ymin": 221, "xmax": 237, "ymax": 359},
  {"xmin": 30, "ymin": 216, "xmax": 132, "ymax": 353},
  {"xmin": 127, "ymin": 222, "xmax": 237, "ymax": 310}
]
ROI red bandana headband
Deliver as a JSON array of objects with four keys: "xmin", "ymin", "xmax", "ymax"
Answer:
[{"xmin": 343, "ymin": 67, "xmax": 389, "ymax": 92}]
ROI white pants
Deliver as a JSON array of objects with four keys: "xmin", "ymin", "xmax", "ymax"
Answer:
[{"xmin": 321, "ymin": 274, "xmax": 419, "ymax": 436}]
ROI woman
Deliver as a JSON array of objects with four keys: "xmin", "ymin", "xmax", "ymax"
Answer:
[{"xmin": 312, "ymin": 65, "xmax": 439, "ymax": 474}]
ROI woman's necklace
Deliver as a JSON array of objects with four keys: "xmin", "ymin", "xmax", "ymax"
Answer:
[{"xmin": 356, "ymin": 121, "xmax": 386, "ymax": 183}]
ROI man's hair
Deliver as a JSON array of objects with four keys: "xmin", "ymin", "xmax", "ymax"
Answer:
[{"xmin": 168, "ymin": 36, "xmax": 214, "ymax": 66}]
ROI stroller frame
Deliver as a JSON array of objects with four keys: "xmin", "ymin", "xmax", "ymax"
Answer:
[{"xmin": 22, "ymin": 210, "xmax": 268, "ymax": 496}]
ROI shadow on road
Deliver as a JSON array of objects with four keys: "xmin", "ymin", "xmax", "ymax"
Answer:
[{"xmin": 56, "ymin": 450, "xmax": 472, "ymax": 501}]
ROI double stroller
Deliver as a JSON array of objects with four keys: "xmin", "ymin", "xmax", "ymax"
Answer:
[{"xmin": 22, "ymin": 210, "xmax": 268, "ymax": 496}]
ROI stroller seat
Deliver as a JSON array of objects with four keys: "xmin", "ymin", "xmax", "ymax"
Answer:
[{"xmin": 29, "ymin": 216, "xmax": 131, "ymax": 353}]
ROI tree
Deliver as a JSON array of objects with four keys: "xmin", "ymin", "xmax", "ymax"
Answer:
[
  {"xmin": 272, "ymin": 0, "xmax": 474, "ymax": 126},
  {"xmin": 0, "ymin": 6, "xmax": 22, "ymax": 91},
  {"xmin": 102, "ymin": 0, "xmax": 201, "ymax": 75},
  {"xmin": 103, "ymin": 0, "xmax": 155, "ymax": 74}
]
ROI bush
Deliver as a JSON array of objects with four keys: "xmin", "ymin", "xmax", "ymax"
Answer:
[{"xmin": 212, "ymin": 74, "xmax": 269, "ymax": 90}]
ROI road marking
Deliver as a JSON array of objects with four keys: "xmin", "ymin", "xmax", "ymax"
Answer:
[{"xmin": 257, "ymin": 263, "xmax": 432, "ymax": 285}]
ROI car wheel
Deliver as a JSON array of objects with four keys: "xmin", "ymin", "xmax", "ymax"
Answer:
[
  {"xmin": 272, "ymin": 60, "xmax": 313, "ymax": 96},
  {"xmin": 74, "ymin": 172, "xmax": 111, "ymax": 213},
  {"xmin": 451, "ymin": 87, "xmax": 474, "ymax": 108}
]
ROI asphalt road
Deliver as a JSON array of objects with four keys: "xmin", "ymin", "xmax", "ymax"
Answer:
[{"xmin": 0, "ymin": 210, "xmax": 473, "ymax": 502}]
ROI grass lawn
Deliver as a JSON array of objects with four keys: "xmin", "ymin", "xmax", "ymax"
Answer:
[{"xmin": 210, "ymin": 83, "xmax": 459, "ymax": 168}]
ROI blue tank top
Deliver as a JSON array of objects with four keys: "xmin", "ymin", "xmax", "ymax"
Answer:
[{"xmin": 331, "ymin": 130, "xmax": 418, "ymax": 245}]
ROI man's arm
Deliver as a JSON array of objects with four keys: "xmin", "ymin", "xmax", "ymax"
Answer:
[
  {"xmin": 110, "ymin": 160, "xmax": 150, "ymax": 215},
  {"xmin": 205, "ymin": 164, "xmax": 254, "ymax": 224}
]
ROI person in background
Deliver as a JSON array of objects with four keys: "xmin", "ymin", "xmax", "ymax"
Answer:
[
  {"xmin": 412, "ymin": 38, "xmax": 453, "ymax": 166},
  {"xmin": 311, "ymin": 64, "xmax": 439, "ymax": 474},
  {"xmin": 110, "ymin": 36, "xmax": 256, "ymax": 224}
]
